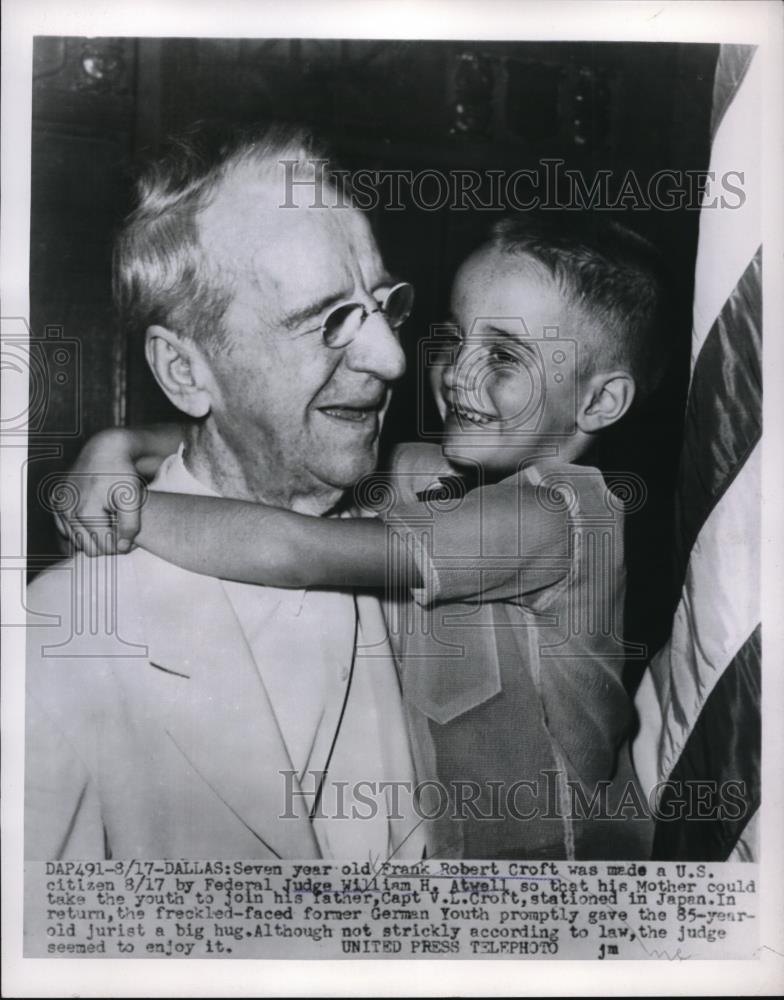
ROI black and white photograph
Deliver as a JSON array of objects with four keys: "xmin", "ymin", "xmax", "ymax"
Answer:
[{"xmin": 2, "ymin": 0, "xmax": 782, "ymax": 996}]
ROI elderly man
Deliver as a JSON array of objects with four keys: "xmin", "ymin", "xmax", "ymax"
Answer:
[{"xmin": 24, "ymin": 124, "xmax": 426, "ymax": 860}]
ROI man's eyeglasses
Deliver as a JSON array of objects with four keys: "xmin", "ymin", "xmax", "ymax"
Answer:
[{"xmin": 321, "ymin": 282, "xmax": 414, "ymax": 348}]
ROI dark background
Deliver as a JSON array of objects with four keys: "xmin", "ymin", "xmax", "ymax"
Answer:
[{"xmin": 27, "ymin": 37, "xmax": 719, "ymax": 681}]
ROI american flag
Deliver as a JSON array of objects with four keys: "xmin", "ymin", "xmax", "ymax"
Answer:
[{"xmin": 632, "ymin": 44, "xmax": 761, "ymax": 861}]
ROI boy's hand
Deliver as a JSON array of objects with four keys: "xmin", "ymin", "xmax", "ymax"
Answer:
[{"xmin": 53, "ymin": 429, "xmax": 147, "ymax": 557}]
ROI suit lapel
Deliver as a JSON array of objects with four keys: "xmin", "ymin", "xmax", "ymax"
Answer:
[{"xmin": 130, "ymin": 550, "xmax": 321, "ymax": 859}]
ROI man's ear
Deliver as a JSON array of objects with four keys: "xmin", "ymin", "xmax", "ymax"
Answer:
[
  {"xmin": 145, "ymin": 325, "xmax": 213, "ymax": 419},
  {"xmin": 577, "ymin": 370, "xmax": 636, "ymax": 434}
]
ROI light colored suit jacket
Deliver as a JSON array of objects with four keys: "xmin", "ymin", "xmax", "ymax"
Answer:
[{"xmin": 25, "ymin": 547, "xmax": 342, "ymax": 859}]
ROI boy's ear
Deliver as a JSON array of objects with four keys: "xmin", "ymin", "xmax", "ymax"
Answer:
[
  {"xmin": 577, "ymin": 370, "xmax": 636, "ymax": 434},
  {"xmin": 144, "ymin": 325, "xmax": 213, "ymax": 419}
]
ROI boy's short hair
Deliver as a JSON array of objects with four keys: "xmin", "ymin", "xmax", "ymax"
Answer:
[{"xmin": 489, "ymin": 212, "xmax": 671, "ymax": 402}]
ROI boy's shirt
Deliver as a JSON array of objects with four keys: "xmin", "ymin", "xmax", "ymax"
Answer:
[{"xmin": 369, "ymin": 442, "xmax": 638, "ymax": 859}]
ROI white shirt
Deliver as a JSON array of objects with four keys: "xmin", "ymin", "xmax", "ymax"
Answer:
[{"xmin": 150, "ymin": 448, "xmax": 425, "ymax": 861}]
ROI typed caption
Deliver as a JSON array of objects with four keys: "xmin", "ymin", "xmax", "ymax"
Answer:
[{"xmin": 26, "ymin": 859, "xmax": 758, "ymax": 961}]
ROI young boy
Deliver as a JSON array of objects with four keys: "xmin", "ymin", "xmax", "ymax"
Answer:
[{"xmin": 64, "ymin": 214, "xmax": 668, "ymax": 859}]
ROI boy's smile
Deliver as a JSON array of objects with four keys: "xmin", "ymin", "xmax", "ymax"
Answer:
[{"xmin": 440, "ymin": 246, "xmax": 586, "ymax": 475}]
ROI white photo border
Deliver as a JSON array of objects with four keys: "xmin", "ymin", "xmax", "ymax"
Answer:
[{"xmin": 2, "ymin": 1, "xmax": 783, "ymax": 996}]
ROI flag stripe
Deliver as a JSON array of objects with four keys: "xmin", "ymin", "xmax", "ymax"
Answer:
[
  {"xmin": 674, "ymin": 248, "xmax": 762, "ymax": 583},
  {"xmin": 632, "ymin": 43, "xmax": 762, "ymax": 863},
  {"xmin": 727, "ymin": 807, "xmax": 759, "ymax": 862},
  {"xmin": 652, "ymin": 625, "xmax": 760, "ymax": 860},
  {"xmin": 710, "ymin": 45, "xmax": 756, "ymax": 139},
  {"xmin": 656, "ymin": 442, "xmax": 760, "ymax": 779},
  {"xmin": 691, "ymin": 47, "xmax": 760, "ymax": 359}
]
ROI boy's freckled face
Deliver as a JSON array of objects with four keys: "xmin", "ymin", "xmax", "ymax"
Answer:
[{"xmin": 440, "ymin": 247, "xmax": 583, "ymax": 474}]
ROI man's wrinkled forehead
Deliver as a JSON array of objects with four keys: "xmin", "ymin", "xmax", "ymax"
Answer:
[{"xmin": 198, "ymin": 163, "xmax": 385, "ymax": 304}]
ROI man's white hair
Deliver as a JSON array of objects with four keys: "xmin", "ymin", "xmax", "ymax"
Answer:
[{"xmin": 114, "ymin": 122, "xmax": 333, "ymax": 351}]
